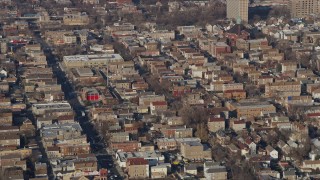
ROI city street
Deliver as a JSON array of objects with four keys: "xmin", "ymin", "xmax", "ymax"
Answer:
[{"xmin": 34, "ymin": 32, "xmax": 124, "ymax": 179}]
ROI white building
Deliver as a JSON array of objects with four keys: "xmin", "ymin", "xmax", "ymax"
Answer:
[
  {"xmin": 151, "ymin": 164, "xmax": 170, "ymax": 179},
  {"xmin": 62, "ymin": 54, "xmax": 124, "ymax": 68}
]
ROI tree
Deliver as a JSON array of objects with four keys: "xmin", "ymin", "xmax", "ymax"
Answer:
[
  {"xmin": 268, "ymin": 6, "xmax": 291, "ymax": 19},
  {"xmin": 94, "ymin": 120, "xmax": 112, "ymax": 146},
  {"xmin": 179, "ymin": 106, "xmax": 208, "ymax": 126},
  {"xmin": 113, "ymin": 41, "xmax": 133, "ymax": 61},
  {"xmin": 245, "ymin": 84, "xmax": 261, "ymax": 98},
  {"xmin": 289, "ymin": 135, "xmax": 312, "ymax": 162},
  {"xmin": 211, "ymin": 145, "xmax": 228, "ymax": 162},
  {"xmin": 195, "ymin": 123, "xmax": 209, "ymax": 141}
]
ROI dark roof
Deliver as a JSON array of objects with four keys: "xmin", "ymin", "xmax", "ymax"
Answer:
[
  {"xmin": 227, "ymin": 24, "xmax": 250, "ymax": 35},
  {"xmin": 206, "ymin": 167, "xmax": 227, "ymax": 173},
  {"xmin": 127, "ymin": 158, "xmax": 148, "ymax": 165}
]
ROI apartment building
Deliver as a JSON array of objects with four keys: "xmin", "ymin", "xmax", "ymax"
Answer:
[
  {"xmin": 62, "ymin": 54, "xmax": 124, "ymax": 68},
  {"xmin": 63, "ymin": 11, "xmax": 89, "ymax": 25},
  {"xmin": 161, "ymin": 126, "xmax": 193, "ymax": 138},
  {"xmin": 204, "ymin": 162, "xmax": 228, "ymax": 180},
  {"xmin": 236, "ymin": 38, "xmax": 270, "ymax": 51},
  {"xmin": 224, "ymin": 90, "xmax": 247, "ymax": 100},
  {"xmin": 209, "ymin": 42, "xmax": 231, "ymax": 57},
  {"xmin": 110, "ymin": 141, "xmax": 141, "ymax": 152},
  {"xmin": 180, "ymin": 141, "xmax": 212, "ymax": 160},
  {"xmin": 265, "ymin": 81, "xmax": 301, "ymax": 97},
  {"xmin": 227, "ymin": 100, "xmax": 276, "ymax": 118},
  {"xmin": 289, "ymin": 0, "xmax": 320, "ymax": 18},
  {"xmin": 126, "ymin": 158, "xmax": 149, "ymax": 179},
  {"xmin": 227, "ymin": 0, "xmax": 249, "ymax": 22},
  {"xmin": 208, "ymin": 117, "xmax": 225, "ymax": 133}
]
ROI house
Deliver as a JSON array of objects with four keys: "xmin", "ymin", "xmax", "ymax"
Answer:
[
  {"xmin": 309, "ymin": 148, "xmax": 320, "ymax": 161},
  {"xmin": 244, "ymin": 138, "xmax": 257, "ymax": 155},
  {"xmin": 207, "ymin": 117, "xmax": 225, "ymax": 133},
  {"xmin": 126, "ymin": 158, "xmax": 149, "ymax": 179},
  {"xmin": 277, "ymin": 140, "xmax": 291, "ymax": 159},
  {"xmin": 266, "ymin": 145, "xmax": 278, "ymax": 159},
  {"xmin": 287, "ymin": 140, "xmax": 298, "ymax": 148}
]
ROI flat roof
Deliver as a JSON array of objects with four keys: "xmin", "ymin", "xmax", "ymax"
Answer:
[
  {"xmin": 63, "ymin": 54, "xmax": 123, "ymax": 62},
  {"xmin": 32, "ymin": 102, "xmax": 71, "ymax": 110}
]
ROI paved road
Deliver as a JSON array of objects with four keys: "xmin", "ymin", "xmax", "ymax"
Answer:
[{"xmin": 33, "ymin": 33, "xmax": 124, "ymax": 179}]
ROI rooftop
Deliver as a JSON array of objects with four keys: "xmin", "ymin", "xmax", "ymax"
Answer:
[{"xmin": 63, "ymin": 54, "xmax": 123, "ymax": 62}]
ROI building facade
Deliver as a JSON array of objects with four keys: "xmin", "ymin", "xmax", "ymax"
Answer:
[
  {"xmin": 227, "ymin": 0, "xmax": 249, "ymax": 22},
  {"xmin": 289, "ymin": 0, "xmax": 320, "ymax": 18}
]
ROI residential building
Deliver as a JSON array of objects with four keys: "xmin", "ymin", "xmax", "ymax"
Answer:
[
  {"xmin": 111, "ymin": 141, "xmax": 141, "ymax": 152},
  {"xmin": 180, "ymin": 142, "xmax": 212, "ymax": 160},
  {"xmin": 161, "ymin": 126, "xmax": 193, "ymax": 138},
  {"xmin": 204, "ymin": 161, "xmax": 228, "ymax": 180},
  {"xmin": 227, "ymin": 100, "xmax": 276, "ymax": 118},
  {"xmin": 301, "ymin": 160, "xmax": 320, "ymax": 170},
  {"xmin": 150, "ymin": 101, "xmax": 168, "ymax": 115},
  {"xmin": 227, "ymin": 0, "xmax": 249, "ymax": 22},
  {"xmin": 266, "ymin": 145, "xmax": 278, "ymax": 159},
  {"xmin": 208, "ymin": 117, "xmax": 225, "ymax": 132},
  {"xmin": 209, "ymin": 42, "xmax": 231, "ymax": 57},
  {"xmin": 184, "ymin": 164, "xmax": 197, "ymax": 175},
  {"xmin": 265, "ymin": 81, "xmax": 301, "ymax": 97},
  {"xmin": 289, "ymin": 0, "xmax": 320, "ymax": 18},
  {"xmin": 230, "ymin": 119, "xmax": 246, "ymax": 131},
  {"xmin": 151, "ymin": 164, "xmax": 169, "ymax": 179},
  {"xmin": 63, "ymin": 11, "xmax": 89, "ymax": 25},
  {"xmin": 126, "ymin": 158, "xmax": 149, "ymax": 179},
  {"xmin": 62, "ymin": 54, "xmax": 124, "ymax": 69}
]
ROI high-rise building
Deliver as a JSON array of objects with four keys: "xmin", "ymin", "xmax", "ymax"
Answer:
[
  {"xmin": 227, "ymin": 0, "xmax": 249, "ymax": 23},
  {"xmin": 289, "ymin": 0, "xmax": 320, "ymax": 18}
]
